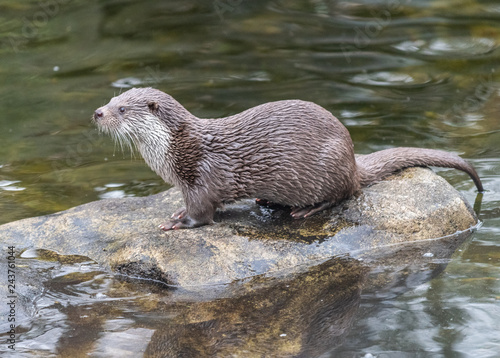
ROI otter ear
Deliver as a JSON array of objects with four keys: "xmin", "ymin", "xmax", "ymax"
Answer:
[{"xmin": 148, "ymin": 101, "xmax": 159, "ymax": 114}]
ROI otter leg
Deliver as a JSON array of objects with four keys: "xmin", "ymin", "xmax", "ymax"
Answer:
[{"xmin": 290, "ymin": 202, "xmax": 332, "ymax": 219}]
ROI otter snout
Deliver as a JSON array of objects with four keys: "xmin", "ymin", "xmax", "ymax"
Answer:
[
  {"xmin": 94, "ymin": 108, "xmax": 104, "ymax": 121},
  {"xmin": 92, "ymin": 106, "xmax": 118, "ymax": 132}
]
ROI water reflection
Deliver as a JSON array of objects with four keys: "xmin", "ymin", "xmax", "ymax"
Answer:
[
  {"xmin": 144, "ymin": 258, "xmax": 364, "ymax": 358},
  {"xmin": 0, "ymin": 229, "xmax": 474, "ymax": 357},
  {"xmin": 0, "ymin": 180, "xmax": 25, "ymax": 192},
  {"xmin": 393, "ymin": 37, "xmax": 497, "ymax": 57}
]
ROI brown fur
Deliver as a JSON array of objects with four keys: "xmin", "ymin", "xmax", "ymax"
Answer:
[{"xmin": 93, "ymin": 87, "xmax": 483, "ymax": 230}]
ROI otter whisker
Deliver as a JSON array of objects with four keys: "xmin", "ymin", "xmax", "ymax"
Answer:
[
  {"xmin": 110, "ymin": 131, "xmax": 125, "ymax": 158},
  {"xmin": 118, "ymin": 122, "xmax": 138, "ymax": 159},
  {"xmin": 118, "ymin": 131, "xmax": 135, "ymax": 158}
]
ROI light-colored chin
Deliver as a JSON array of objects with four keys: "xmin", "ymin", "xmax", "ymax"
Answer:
[
  {"xmin": 95, "ymin": 115, "xmax": 122, "ymax": 135},
  {"xmin": 98, "ymin": 119, "xmax": 135, "ymax": 155}
]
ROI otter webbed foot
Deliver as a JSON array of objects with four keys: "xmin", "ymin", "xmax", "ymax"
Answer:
[
  {"xmin": 160, "ymin": 209, "xmax": 213, "ymax": 230},
  {"xmin": 159, "ymin": 216, "xmax": 201, "ymax": 230},
  {"xmin": 290, "ymin": 202, "xmax": 332, "ymax": 219},
  {"xmin": 159, "ymin": 218, "xmax": 193, "ymax": 230}
]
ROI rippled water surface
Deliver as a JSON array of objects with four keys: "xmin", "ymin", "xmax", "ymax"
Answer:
[{"xmin": 0, "ymin": 0, "xmax": 499, "ymax": 357}]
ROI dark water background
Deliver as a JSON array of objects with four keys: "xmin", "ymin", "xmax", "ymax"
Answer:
[{"xmin": 0, "ymin": 0, "xmax": 499, "ymax": 357}]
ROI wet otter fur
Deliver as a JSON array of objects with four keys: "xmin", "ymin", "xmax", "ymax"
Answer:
[{"xmin": 93, "ymin": 87, "xmax": 483, "ymax": 230}]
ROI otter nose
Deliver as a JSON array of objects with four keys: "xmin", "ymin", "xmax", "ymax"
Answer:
[{"xmin": 94, "ymin": 109, "xmax": 104, "ymax": 120}]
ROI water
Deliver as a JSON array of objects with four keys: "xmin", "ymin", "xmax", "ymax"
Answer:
[{"xmin": 0, "ymin": 0, "xmax": 499, "ymax": 356}]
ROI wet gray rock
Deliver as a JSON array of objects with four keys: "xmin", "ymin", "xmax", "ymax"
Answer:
[{"xmin": 0, "ymin": 168, "xmax": 478, "ymax": 289}]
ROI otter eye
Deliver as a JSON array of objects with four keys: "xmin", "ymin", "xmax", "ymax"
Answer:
[{"xmin": 119, "ymin": 106, "xmax": 126, "ymax": 114}]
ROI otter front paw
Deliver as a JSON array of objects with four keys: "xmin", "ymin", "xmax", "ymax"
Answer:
[
  {"xmin": 159, "ymin": 218, "xmax": 192, "ymax": 231},
  {"xmin": 159, "ymin": 214, "xmax": 212, "ymax": 231},
  {"xmin": 170, "ymin": 207, "xmax": 187, "ymax": 220}
]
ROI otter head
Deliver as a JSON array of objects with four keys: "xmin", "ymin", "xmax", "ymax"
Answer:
[
  {"xmin": 93, "ymin": 87, "xmax": 184, "ymax": 180},
  {"xmin": 93, "ymin": 87, "xmax": 170, "ymax": 140}
]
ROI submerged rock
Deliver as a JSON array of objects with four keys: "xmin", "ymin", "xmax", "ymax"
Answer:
[{"xmin": 0, "ymin": 168, "xmax": 478, "ymax": 289}]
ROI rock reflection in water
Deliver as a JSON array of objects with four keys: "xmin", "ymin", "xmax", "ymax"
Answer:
[{"xmin": 144, "ymin": 258, "xmax": 365, "ymax": 358}]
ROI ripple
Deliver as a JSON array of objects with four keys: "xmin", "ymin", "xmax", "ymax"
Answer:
[
  {"xmin": 111, "ymin": 77, "xmax": 145, "ymax": 89},
  {"xmin": 99, "ymin": 190, "xmax": 129, "ymax": 199},
  {"xmin": 296, "ymin": 52, "xmax": 423, "ymax": 75},
  {"xmin": 394, "ymin": 37, "xmax": 497, "ymax": 57},
  {"xmin": 349, "ymin": 71, "xmax": 438, "ymax": 88},
  {"xmin": 0, "ymin": 180, "xmax": 25, "ymax": 191}
]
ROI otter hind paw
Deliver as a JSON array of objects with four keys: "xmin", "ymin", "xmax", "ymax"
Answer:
[
  {"xmin": 290, "ymin": 202, "xmax": 331, "ymax": 219},
  {"xmin": 255, "ymin": 198, "xmax": 287, "ymax": 209},
  {"xmin": 255, "ymin": 198, "xmax": 270, "ymax": 206}
]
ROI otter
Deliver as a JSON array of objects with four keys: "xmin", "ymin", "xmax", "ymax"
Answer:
[{"xmin": 93, "ymin": 87, "xmax": 483, "ymax": 230}]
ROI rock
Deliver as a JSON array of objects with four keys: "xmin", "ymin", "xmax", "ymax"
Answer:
[{"xmin": 0, "ymin": 168, "xmax": 478, "ymax": 290}]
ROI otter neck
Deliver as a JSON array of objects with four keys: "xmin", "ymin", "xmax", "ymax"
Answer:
[{"xmin": 138, "ymin": 108, "xmax": 202, "ymax": 188}]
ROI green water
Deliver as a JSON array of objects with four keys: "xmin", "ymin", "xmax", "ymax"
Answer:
[{"xmin": 0, "ymin": 0, "xmax": 499, "ymax": 356}]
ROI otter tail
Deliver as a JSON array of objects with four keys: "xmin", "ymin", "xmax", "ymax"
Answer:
[{"xmin": 356, "ymin": 147, "xmax": 483, "ymax": 192}]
